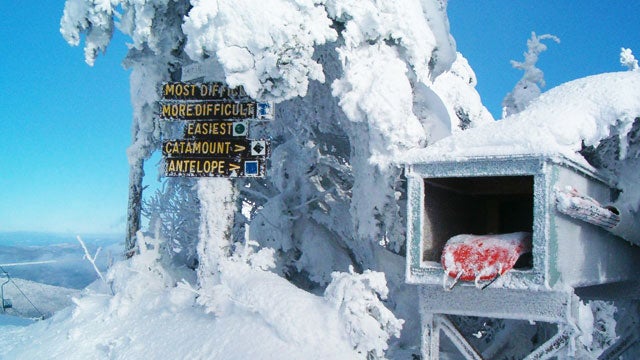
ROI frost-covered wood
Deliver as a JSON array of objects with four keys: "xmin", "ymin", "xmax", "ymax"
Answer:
[{"xmin": 195, "ymin": 178, "xmax": 235, "ymax": 312}]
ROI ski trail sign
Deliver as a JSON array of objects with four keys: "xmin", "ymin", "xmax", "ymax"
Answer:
[
  {"xmin": 159, "ymin": 100, "xmax": 275, "ymax": 120},
  {"xmin": 182, "ymin": 120, "xmax": 248, "ymax": 138},
  {"xmin": 158, "ymin": 82, "xmax": 272, "ymax": 178},
  {"xmin": 159, "ymin": 82, "xmax": 274, "ymax": 121},
  {"xmin": 163, "ymin": 139, "xmax": 270, "ymax": 159},
  {"xmin": 164, "ymin": 157, "xmax": 265, "ymax": 177}
]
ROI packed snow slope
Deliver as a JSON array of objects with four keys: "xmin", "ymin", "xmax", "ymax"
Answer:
[
  {"xmin": 0, "ymin": 235, "xmax": 406, "ymax": 359},
  {"xmin": 0, "ymin": 278, "xmax": 80, "ymax": 319},
  {"xmin": 404, "ymin": 71, "xmax": 640, "ymax": 164},
  {"xmin": 0, "ymin": 269, "xmax": 355, "ymax": 359}
]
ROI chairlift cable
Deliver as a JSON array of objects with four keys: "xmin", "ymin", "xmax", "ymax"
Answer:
[{"xmin": 0, "ymin": 265, "xmax": 45, "ymax": 319}]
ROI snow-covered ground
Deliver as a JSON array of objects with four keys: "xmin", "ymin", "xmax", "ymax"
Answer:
[
  {"xmin": 0, "ymin": 262, "xmax": 361, "ymax": 359},
  {"xmin": 0, "ymin": 233, "xmax": 412, "ymax": 359}
]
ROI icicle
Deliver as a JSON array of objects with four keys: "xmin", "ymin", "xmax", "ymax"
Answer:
[
  {"xmin": 443, "ymin": 271, "xmax": 463, "ymax": 291},
  {"xmin": 481, "ymin": 265, "xmax": 503, "ymax": 290}
]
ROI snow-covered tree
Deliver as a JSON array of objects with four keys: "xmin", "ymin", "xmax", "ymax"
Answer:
[
  {"xmin": 432, "ymin": 52, "xmax": 495, "ymax": 131},
  {"xmin": 621, "ymin": 47, "xmax": 639, "ymax": 71},
  {"xmin": 143, "ymin": 178, "xmax": 200, "ymax": 268},
  {"xmin": 325, "ymin": 267, "xmax": 404, "ymax": 359},
  {"xmin": 61, "ymin": 0, "xmax": 193, "ymax": 253},
  {"xmin": 60, "ymin": 0, "xmax": 490, "ymax": 355},
  {"xmin": 502, "ymin": 32, "xmax": 560, "ymax": 118}
]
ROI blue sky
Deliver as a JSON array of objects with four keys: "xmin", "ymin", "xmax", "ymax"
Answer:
[
  {"xmin": 0, "ymin": 4, "xmax": 131, "ymax": 235},
  {"xmin": 448, "ymin": 1, "xmax": 640, "ymax": 118},
  {"xmin": 1, "ymin": 2, "xmax": 639, "ymax": 236}
]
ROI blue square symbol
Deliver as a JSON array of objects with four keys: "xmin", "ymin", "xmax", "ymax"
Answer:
[{"xmin": 244, "ymin": 161, "xmax": 259, "ymax": 175}]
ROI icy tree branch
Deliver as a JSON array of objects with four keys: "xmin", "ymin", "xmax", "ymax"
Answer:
[{"xmin": 76, "ymin": 235, "xmax": 106, "ymax": 284}]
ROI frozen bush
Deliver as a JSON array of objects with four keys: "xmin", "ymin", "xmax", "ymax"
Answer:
[{"xmin": 325, "ymin": 266, "xmax": 403, "ymax": 359}]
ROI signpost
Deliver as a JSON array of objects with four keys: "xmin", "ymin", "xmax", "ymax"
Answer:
[
  {"xmin": 159, "ymin": 101, "xmax": 267, "ymax": 120},
  {"xmin": 161, "ymin": 82, "xmax": 248, "ymax": 100},
  {"xmin": 182, "ymin": 120, "xmax": 248, "ymax": 138},
  {"xmin": 162, "ymin": 139, "xmax": 269, "ymax": 158},
  {"xmin": 164, "ymin": 158, "xmax": 266, "ymax": 177},
  {"xmin": 158, "ymin": 82, "xmax": 272, "ymax": 178}
]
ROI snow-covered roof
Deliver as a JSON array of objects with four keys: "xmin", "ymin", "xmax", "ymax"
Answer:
[{"xmin": 404, "ymin": 71, "xmax": 640, "ymax": 165}]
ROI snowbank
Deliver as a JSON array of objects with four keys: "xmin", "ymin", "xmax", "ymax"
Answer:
[
  {"xmin": 0, "ymin": 234, "xmax": 406, "ymax": 359},
  {"xmin": 404, "ymin": 71, "xmax": 640, "ymax": 164},
  {"xmin": 0, "ymin": 267, "xmax": 358, "ymax": 359}
]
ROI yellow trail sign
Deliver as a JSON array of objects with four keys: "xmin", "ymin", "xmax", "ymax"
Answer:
[
  {"xmin": 161, "ymin": 82, "xmax": 247, "ymax": 100},
  {"xmin": 160, "ymin": 101, "xmax": 256, "ymax": 120},
  {"xmin": 164, "ymin": 157, "xmax": 265, "ymax": 178},
  {"xmin": 162, "ymin": 139, "xmax": 269, "ymax": 158}
]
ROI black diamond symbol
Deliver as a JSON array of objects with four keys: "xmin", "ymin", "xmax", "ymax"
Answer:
[{"xmin": 252, "ymin": 142, "xmax": 265, "ymax": 155}]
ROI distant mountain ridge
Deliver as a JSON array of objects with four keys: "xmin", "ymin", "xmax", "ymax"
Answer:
[
  {"xmin": 0, "ymin": 233, "xmax": 122, "ymax": 289},
  {"xmin": 0, "ymin": 231, "xmax": 122, "ymax": 246}
]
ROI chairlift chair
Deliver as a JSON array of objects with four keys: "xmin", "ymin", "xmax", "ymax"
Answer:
[{"xmin": 1, "ymin": 272, "xmax": 12, "ymax": 311}]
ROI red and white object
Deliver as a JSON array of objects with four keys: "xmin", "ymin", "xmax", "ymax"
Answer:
[{"xmin": 441, "ymin": 232, "xmax": 532, "ymax": 285}]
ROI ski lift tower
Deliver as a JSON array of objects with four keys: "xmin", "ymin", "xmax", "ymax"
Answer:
[{"xmin": 405, "ymin": 153, "xmax": 640, "ymax": 359}]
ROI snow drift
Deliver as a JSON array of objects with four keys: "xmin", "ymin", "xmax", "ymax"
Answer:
[
  {"xmin": 404, "ymin": 71, "xmax": 640, "ymax": 163},
  {"xmin": 0, "ymin": 234, "xmax": 405, "ymax": 359}
]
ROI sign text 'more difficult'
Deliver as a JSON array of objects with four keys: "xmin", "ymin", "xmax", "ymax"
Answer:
[{"xmin": 160, "ymin": 101, "xmax": 257, "ymax": 120}]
